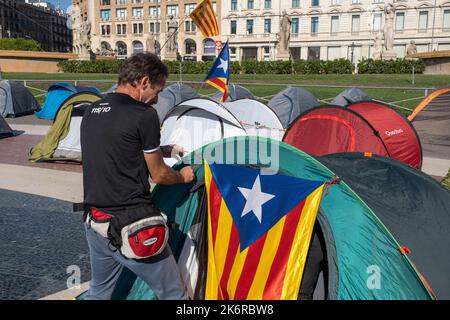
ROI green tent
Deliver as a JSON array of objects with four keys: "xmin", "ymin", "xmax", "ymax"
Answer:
[{"xmin": 80, "ymin": 136, "xmax": 445, "ymax": 300}]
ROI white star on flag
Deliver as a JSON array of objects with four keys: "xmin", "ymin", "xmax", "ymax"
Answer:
[
  {"xmin": 238, "ymin": 175, "xmax": 275, "ymax": 224},
  {"xmin": 217, "ymin": 58, "xmax": 228, "ymax": 73}
]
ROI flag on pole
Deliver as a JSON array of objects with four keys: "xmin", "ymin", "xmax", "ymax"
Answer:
[
  {"xmin": 204, "ymin": 161, "xmax": 325, "ymax": 300},
  {"xmin": 189, "ymin": 0, "xmax": 219, "ymax": 37},
  {"xmin": 204, "ymin": 41, "xmax": 230, "ymax": 102}
]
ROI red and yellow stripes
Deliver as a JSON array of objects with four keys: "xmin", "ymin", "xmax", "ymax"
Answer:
[
  {"xmin": 189, "ymin": 0, "xmax": 219, "ymax": 38},
  {"xmin": 206, "ymin": 78, "xmax": 228, "ymax": 102},
  {"xmin": 204, "ymin": 162, "xmax": 324, "ymax": 300}
]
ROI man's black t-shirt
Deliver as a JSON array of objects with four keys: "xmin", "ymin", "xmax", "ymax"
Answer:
[{"xmin": 81, "ymin": 92, "xmax": 160, "ymax": 209}]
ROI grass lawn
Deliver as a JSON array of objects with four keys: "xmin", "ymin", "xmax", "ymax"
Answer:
[{"xmin": 3, "ymin": 72, "xmax": 450, "ymax": 115}]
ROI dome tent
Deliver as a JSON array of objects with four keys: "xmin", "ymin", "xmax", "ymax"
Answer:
[
  {"xmin": 35, "ymin": 82, "xmax": 101, "ymax": 120},
  {"xmin": 153, "ymin": 83, "xmax": 200, "ymax": 122},
  {"xmin": 268, "ymin": 87, "xmax": 320, "ymax": 128},
  {"xmin": 29, "ymin": 92, "xmax": 102, "ymax": 162},
  {"xmin": 0, "ymin": 80, "xmax": 41, "ymax": 118},
  {"xmin": 223, "ymin": 98, "xmax": 284, "ymax": 141},
  {"xmin": 160, "ymin": 98, "xmax": 247, "ymax": 167},
  {"xmin": 331, "ymin": 87, "xmax": 371, "ymax": 107},
  {"xmin": 0, "ymin": 115, "xmax": 14, "ymax": 139},
  {"xmin": 77, "ymin": 137, "xmax": 445, "ymax": 300},
  {"xmin": 283, "ymin": 102, "xmax": 423, "ymax": 169}
]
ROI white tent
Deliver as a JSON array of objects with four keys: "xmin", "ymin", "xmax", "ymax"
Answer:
[
  {"xmin": 223, "ymin": 99, "xmax": 284, "ymax": 141},
  {"xmin": 160, "ymin": 98, "xmax": 247, "ymax": 166}
]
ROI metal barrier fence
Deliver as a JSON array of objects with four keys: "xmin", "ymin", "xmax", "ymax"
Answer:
[{"xmin": 14, "ymin": 79, "xmax": 433, "ymax": 114}]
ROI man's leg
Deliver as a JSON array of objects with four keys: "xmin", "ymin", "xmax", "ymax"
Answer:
[
  {"xmin": 84, "ymin": 225, "xmax": 124, "ymax": 300},
  {"xmin": 114, "ymin": 246, "xmax": 189, "ymax": 300}
]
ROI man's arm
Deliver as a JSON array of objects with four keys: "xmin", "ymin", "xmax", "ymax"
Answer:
[
  {"xmin": 144, "ymin": 149, "xmax": 194, "ymax": 185},
  {"xmin": 160, "ymin": 144, "xmax": 184, "ymax": 159}
]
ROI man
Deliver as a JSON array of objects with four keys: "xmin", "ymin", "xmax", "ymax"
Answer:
[{"xmin": 80, "ymin": 53, "xmax": 194, "ymax": 300}]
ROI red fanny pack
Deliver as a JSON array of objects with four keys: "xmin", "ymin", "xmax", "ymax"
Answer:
[{"xmin": 119, "ymin": 215, "xmax": 168, "ymax": 260}]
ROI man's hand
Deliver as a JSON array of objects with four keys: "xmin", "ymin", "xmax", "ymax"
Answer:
[{"xmin": 179, "ymin": 166, "xmax": 195, "ymax": 183}]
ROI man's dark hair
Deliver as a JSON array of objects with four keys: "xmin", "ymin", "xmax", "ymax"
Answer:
[{"xmin": 118, "ymin": 53, "xmax": 168, "ymax": 87}]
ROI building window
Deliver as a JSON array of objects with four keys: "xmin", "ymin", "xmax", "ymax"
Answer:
[
  {"xmin": 116, "ymin": 0, "xmax": 127, "ymax": 4},
  {"xmin": 231, "ymin": 0, "xmax": 237, "ymax": 11},
  {"xmin": 185, "ymin": 20, "xmax": 196, "ymax": 32},
  {"xmin": 246, "ymin": 19, "xmax": 254, "ymax": 34},
  {"xmin": 248, "ymin": 0, "xmax": 254, "ymax": 10},
  {"xmin": 264, "ymin": 0, "xmax": 271, "ymax": 9},
  {"xmin": 331, "ymin": 0, "xmax": 341, "ymax": 4},
  {"xmin": 351, "ymin": 14, "xmax": 360, "ymax": 34},
  {"xmin": 167, "ymin": 5, "xmax": 179, "ymax": 17},
  {"xmin": 100, "ymin": 9, "xmax": 111, "ymax": 21},
  {"xmin": 419, "ymin": 11, "xmax": 428, "ymax": 31},
  {"xmin": 311, "ymin": 16, "xmax": 319, "ymax": 34},
  {"xmin": 132, "ymin": 7, "xmax": 143, "ymax": 19},
  {"xmin": 203, "ymin": 38, "xmax": 216, "ymax": 55},
  {"xmin": 311, "ymin": 0, "xmax": 319, "ymax": 6},
  {"xmin": 395, "ymin": 12, "xmax": 405, "ymax": 32},
  {"xmin": 264, "ymin": 18, "xmax": 271, "ymax": 33},
  {"xmin": 372, "ymin": 13, "xmax": 382, "ymax": 32},
  {"xmin": 116, "ymin": 41, "xmax": 127, "ymax": 56},
  {"xmin": 330, "ymin": 16, "xmax": 339, "ymax": 34},
  {"xmin": 292, "ymin": 0, "xmax": 300, "ymax": 8},
  {"xmin": 443, "ymin": 9, "xmax": 450, "ymax": 31},
  {"xmin": 185, "ymin": 3, "xmax": 196, "ymax": 15},
  {"xmin": 133, "ymin": 41, "xmax": 144, "ymax": 53},
  {"xmin": 117, "ymin": 23, "xmax": 127, "ymax": 34},
  {"xmin": 230, "ymin": 20, "xmax": 237, "ymax": 34},
  {"xmin": 291, "ymin": 17, "xmax": 299, "ymax": 34},
  {"xmin": 101, "ymin": 24, "xmax": 111, "ymax": 35},
  {"xmin": 116, "ymin": 8, "xmax": 127, "ymax": 20},
  {"xmin": 308, "ymin": 47, "xmax": 320, "ymax": 60},
  {"xmin": 149, "ymin": 6, "xmax": 160, "ymax": 18},
  {"xmin": 185, "ymin": 39, "xmax": 196, "ymax": 55},
  {"xmin": 100, "ymin": 0, "xmax": 110, "ymax": 5},
  {"xmin": 150, "ymin": 22, "xmax": 160, "ymax": 33},
  {"xmin": 133, "ymin": 23, "xmax": 143, "ymax": 34}
]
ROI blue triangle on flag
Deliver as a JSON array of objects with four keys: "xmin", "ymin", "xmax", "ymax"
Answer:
[{"xmin": 208, "ymin": 163, "xmax": 323, "ymax": 250}]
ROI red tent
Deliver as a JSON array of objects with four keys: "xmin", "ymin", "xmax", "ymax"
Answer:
[{"xmin": 283, "ymin": 102, "xmax": 422, "ymax": 169}]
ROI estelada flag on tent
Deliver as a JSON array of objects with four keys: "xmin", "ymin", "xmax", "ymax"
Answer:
[
  {"xmin": 204, "ymin": 41, "xmax": 230, "ymax": 102},
  {"xmin": 204, "ymin": 161, "xmax": 325, "ymax": 300},
  {"xmin": 189, "ymin": 0, "xmax": 219, "ymax": 37}
]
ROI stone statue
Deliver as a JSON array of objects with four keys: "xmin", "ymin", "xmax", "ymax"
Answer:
[
  {"xmin": 81, "ymin": 16, "xmax": 92, "ymax": 52},
  {"xmin": 383, "ymin": 4, "xmax": 395, "ymax": 53},
  {"xmin": 277, "ymin": 10, "xmax": 292, "ymax": 53},
  {"xmin": 407, "ymin": 40, "xmax": 418, "ymax": 56},
  {"xmin": 146, "ymin": 34, "xmax": 156, "ymax": 54},
  {"xmin": 166, "ymin": 15, "xmax": 178, "ymax": 53},
  {"xmin": 373, "ymin": 32, "xmax": 383, "ymax": 60}
]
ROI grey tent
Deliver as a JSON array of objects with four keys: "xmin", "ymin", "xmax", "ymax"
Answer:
[
  {"xmin": 331, "ymin": 87, "xmax": 371, "ymax": 107},
  {"xmin": 211, "ymin": 83, "xmax": 255, "ymax": 102},
  {"xmin": 0, "ymin": 80, "xmax": 41, "ymax": 118},
  {"xmin": 106, "ymin": 84, "xmax": 117, "ymax": 94},
  {"xmin": 154, "ymin": 83, "xmax": 199, "ymax": 122},
  {"xmin": 268, "ymin": 86, "xmax": 320, "ymax": 128},
  {"xmin": 0, "ymin": 116, "xmax": 14, "ymax": 138}
]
